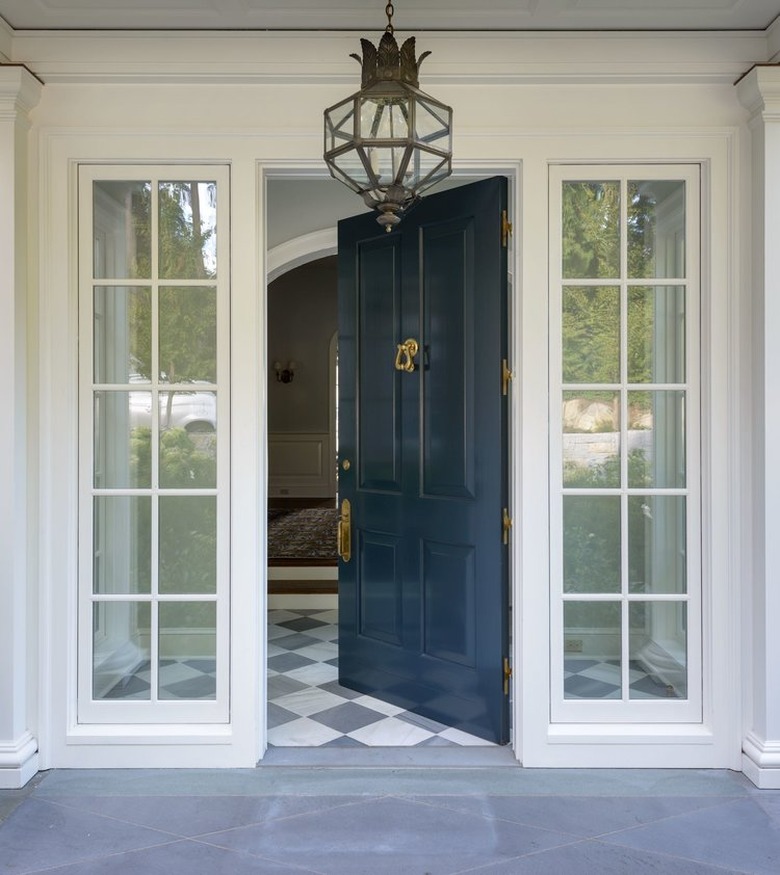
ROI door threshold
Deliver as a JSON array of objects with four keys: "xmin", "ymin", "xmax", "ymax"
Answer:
[{"xmin": 259, "ymin": 746, "xmax": 519, "ymax": 768}]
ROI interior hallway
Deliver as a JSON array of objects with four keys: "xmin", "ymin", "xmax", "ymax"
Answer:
[{"xmin": 1, "ymin": 764, "xmax": 779, "ymax": 873}]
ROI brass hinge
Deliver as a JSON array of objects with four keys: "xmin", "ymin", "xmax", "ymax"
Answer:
[
  {"xmin": 502, "ymin": 507, "xmax": 513, "ymax": 545},
  {"xmin": 503, "ymin": 656, "xmax": 513, "ymax": 696},
  {"xmin": 502, "ymin": 358, "xmax": 513, "ymax": 396},
  {"xmin": 501, "ymin": 210, "xmax": 513, "ymax": 247}
]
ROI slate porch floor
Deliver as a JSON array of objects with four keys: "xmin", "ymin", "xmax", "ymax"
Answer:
[{"xmin": 1, "ymin": 761, "xmax": 779, "ymax": 874}]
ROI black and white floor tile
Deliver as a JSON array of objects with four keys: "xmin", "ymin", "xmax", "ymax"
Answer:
[{"xmin": 267, "ymin": 608, "xmax": 495, "ymax": 747}]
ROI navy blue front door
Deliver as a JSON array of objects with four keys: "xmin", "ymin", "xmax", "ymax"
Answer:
[{"xmin": 337, "ymin": 177, "xmax": 509, "ymax": 744}]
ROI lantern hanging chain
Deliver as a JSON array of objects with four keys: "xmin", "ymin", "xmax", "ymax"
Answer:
[{"xmin": 385, "ymin": 1, "xmax": 394, "ymax": 34}]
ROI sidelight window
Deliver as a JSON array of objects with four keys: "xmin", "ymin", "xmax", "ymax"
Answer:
[
  {"xmin": 78, "ymin": 166, "xmax": 230, "ymax": 723},
  {"xmin": 550, "ymin": 167, "xmax": 701, "ymax": 722}
]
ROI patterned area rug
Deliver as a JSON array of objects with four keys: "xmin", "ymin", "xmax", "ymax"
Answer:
[{"xmin": 268, "ymin": 507, "xmax": 339, "ymax": 565}]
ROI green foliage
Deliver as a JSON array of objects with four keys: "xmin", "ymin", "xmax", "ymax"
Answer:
[
  {"xmin": 561, "ymin": 182, "xmax": 673, "ymax": 388},
  {"xmin": 562, "ymin": 182, "xmax": 620, "ymax": 279},
  {"xmin": 563, "ymin": 451, "xmax": 652, "ymax": 594},
  {"xmin": 563, "ymin": 495, "xmax": 620, "ymax": 593},
  {"xmin": 159, "ymin": 287, "xmax": 217, "ymax": 384},
  {"xmin": 126, "ymin": 182, "xmax": 217, "ymax": 383},
  {"xmin": 159, "ymin": 427, "xmax": 216, "ymax": 489},
  {"xmin": 128, "ymin": 426, "xmax": 217, "ymax": 597},
  {"xmin": 129, "ymin": 426, "xmax": 153, "ymax": 487},
  {"xmin": 562, "ymin": 287, "xmax": 620, "ymax": 383},
  {"xmin": 159, "ymin": 494, "xmax": 217, "ymax": 596}
]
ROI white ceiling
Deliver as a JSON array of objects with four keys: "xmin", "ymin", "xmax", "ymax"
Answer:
[{"xmin": 0, "ymin": 0, "xmax": 778, "ymax": 33}]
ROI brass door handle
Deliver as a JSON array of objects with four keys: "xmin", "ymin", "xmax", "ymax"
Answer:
[
  {"xmin": 338, "ymin": 498, "xmax": 352, "ymax": 563},
  {"xmin": 394, "ymin": 338, "xmax": 419, "ymax": 372}
]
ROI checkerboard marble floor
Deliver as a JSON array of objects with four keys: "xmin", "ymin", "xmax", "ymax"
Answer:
[{"xmin": 267, "ymin": 608, "xmax": 495, "ymax": 747}]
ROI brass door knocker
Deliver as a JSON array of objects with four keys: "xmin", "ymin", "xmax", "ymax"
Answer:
[{"xmin": 394, "ymin": 338, "xmax": 419, "ymax": 372}]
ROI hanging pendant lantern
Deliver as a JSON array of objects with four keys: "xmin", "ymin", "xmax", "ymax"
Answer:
[{"xmin": 323, "ymin": 1, "xmax": 453, "ymax": 232}]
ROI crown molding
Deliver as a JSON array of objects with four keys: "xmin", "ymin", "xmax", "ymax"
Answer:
[
  {"xmin": 8, "ymin": 30, "xmax": 770, "ymax": 86},
  {"xmin": 0, "ymin": 15, "xmax": 12, "ymax": 61},
  {"xmin": 768, "ymin": 14, "xmax": 780, "ymax": 61}
]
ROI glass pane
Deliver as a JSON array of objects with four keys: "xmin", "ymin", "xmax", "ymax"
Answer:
[
  {"xmin": 629, "ymin": 602, "xmax": 687, "ymax": 699},
  {"xmin": 93, "ymin": 286, "xmax": 151, "ymax": 384},
  {"xmin": 628, "ymin": 181, "xmax": 686, "ymax": 279},
  {"xmin": 628, "ymin": 391, "xmax": 686, "ymax": 488},
  {"xmin": 93, "ymin": 181, "xmax": 151, "ymax": 279},
  {"xmin": 415, "ymin": 97, "xmax": 451, "ymax": 148},
  {"xmin": 562, "ymin": 182, "xmax": 620, "ymax": 279},
  {"xmin": 93, "ymin": 496, "xmax": 151, "ymax": 594},
  {"xmin": 414, "ymin": 150, "xmax": 450, "ymax": 193},
  {"xmin": 562, "ymin": 286, "xmax": 620, "ymax": 383},
  {"xmin": 92, "ymin": 601, "xmax": 151, "ymax": 700},
  {"xmin": 563, "ymin": 392, "xmax": 620, "ymax": 488},
  {"xmin": 158, "ymin": 182, "xmax": 217, "ymax": 280},
  {"xmin": 364, "ymin": 144, "xmax": 409, "ymax": 186},
  {"xmin": 563, "ymin": 496, "xmax": 621, "ymax": 593},
  {"xmin": 94, "ymin": 391, "xmax": 151, "ymax": 488},
  {"xmin": 628, "ymin": 496, "xmax": 686, "ymax": 594},
  {"xmin": 159, "ymin": 286, "xmax": 217, "ymax": 383},
  {"xmin": 564, "ymin": 601, "xmax": 621, "ymax": 698},
  {"xmin": 158, "ymin": 602, "xmax": 216, "ymax": 700},
  {"xmin": 331, "ymin": 148, "xmax": 371, "ymax": 189},
  {"xmin": 159, "ymin": 496, "xmax": 216, "ymax": 594},
  {"xmin": 325, "ymin": 97, "xmax": 355, "ymax": 151},
  {"xmin": 159, "ymin": 394, "xmax": 217, "ymax": 488},
  {"xmin": 359, "ymin": 96, "xmax": 410, "ymax": 141},
  {"xmin": 628, "ymin": 286, "xmax": 685, "ymax": 383}
]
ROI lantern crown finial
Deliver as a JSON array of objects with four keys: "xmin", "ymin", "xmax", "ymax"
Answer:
[{"xmin": 350, "ymin": 33, "xmax": 431, "ymax": 89}]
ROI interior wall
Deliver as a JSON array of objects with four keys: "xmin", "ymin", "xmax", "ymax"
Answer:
[{"xmin": 268, "ymin": 256, "xmax": 337, "ymax": 498}]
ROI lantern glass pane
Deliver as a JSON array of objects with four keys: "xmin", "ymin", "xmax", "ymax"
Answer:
[
  {"xmin": 415, "ymin": 97, "xmax": 451, "ymax": 149},
  {"xmin": 367, "ymin": 145, "xmax": 410, "ymax": 186},
  {"xmin": 359, "ymin": 96, "xmax": 410, "ymax": 142},
  {"xmin": 412, "ymin": 150, "xmax": 450, "ymax": 193},
  {"xmin": 331, "ymin": 148, "xmax": 372, "ymax": 189},
  {"xmin": 325, "ymin": 100, "xmax": 356, "ymax": 152},
  {"xmin": 327, "ymin": 162, "xmax": 363, "ymax": 195}
]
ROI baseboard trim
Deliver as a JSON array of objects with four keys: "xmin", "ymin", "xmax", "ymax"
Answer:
[
  {"xmin": 269, "ymin": 580, "xmax": 337, "ymax": 595},
  {"xmin": 268, "ymin": 566, "xmax": 338, "ymax": 580},
  {"xmin": 742, "ymin": 732, "xmax": 780, "ymax": 787},
  {"xmin": 268, "ymin": 593, "xmax": 338, "ymax": 610},
  {"xmin": 0, "ymin": 732, "xmax": 39, "ymax": 789}
]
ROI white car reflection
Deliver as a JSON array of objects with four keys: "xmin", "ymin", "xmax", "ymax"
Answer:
[{"xmin": 129, "ymin": 385, "xmax": 216, "ymax": 434}]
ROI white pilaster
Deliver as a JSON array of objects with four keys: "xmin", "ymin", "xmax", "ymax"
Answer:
[
  {"xmin": 737, "ymin": 65, "xmax": 780, "ymax": 789},
  {"xmin": 0, "ymin": 65, "xmax": 42, "ymax": 789}
]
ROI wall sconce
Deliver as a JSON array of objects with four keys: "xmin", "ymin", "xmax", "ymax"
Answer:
[{"xmin": 274, "ymin": 360, "xmax": 296, "ymax": 384}]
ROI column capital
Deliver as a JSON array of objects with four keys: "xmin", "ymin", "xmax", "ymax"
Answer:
[
  {"xmin": 736, "ymin": 65, "xmax": 780, "ymax": 123},
  {"xmin": 0, "ymin": 65, "xmax": 42, "ymax": 121}
]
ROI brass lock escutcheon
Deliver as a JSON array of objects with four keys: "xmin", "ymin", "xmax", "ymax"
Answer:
[
  {"xmin": 394, "ymin": 338, "xmax": 419, "ymax": 372},
  {"xmin": 338, "ymin": 498, "xmax": 352, "ymax": 563}
]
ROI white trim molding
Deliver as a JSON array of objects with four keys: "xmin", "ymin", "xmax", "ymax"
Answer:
[
  {"xmin": 267, "ymin": 228, "xmax": 336, "ymax": 284},
  {"xmin": 736, "ymin": 64, "xmax": 780, "ymax": 789},
  {"xmin": 8, "ymin": 30, "xmax": 771, "ymax": 87},
  {"xmin": 0, "ymin": 65, "xmax": 42, "ymax": 789}
]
